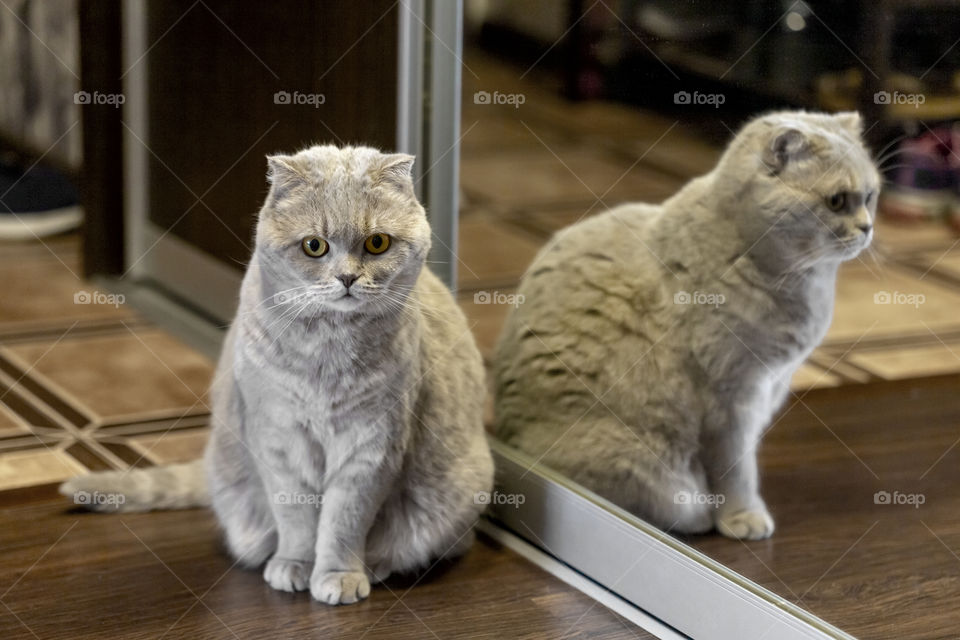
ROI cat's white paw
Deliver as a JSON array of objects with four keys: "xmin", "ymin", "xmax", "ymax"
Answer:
[
  {"xmin": 263, "ymin": 557, "xmax": 312, "ymax": 592},
  {"xmin": 310, "ymin": 570, "xmax": 371, "ymax": 605},
  {"xmin": 716, "ymin": 508, "xmax": 775, "ymax": 540}
]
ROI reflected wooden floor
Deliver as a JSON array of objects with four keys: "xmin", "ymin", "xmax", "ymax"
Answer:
[
  {"xmin": 0, "ymin": 490, "xmax": 651, "ymax": 640},
  {"xmin": 683, "ymin": 373, "xmax": 960, "ymax": 639}
]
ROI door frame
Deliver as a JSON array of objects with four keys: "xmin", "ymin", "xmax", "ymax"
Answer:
[{"xmin": 122, "ymin": 0, "xmax": 461, "ymax": 322}]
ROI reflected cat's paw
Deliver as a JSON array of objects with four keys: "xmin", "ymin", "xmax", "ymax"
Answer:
[
  {"xmin": 263, "ymin": 556, "xmax": 312, "ymax": 592},
  {"xmin": 310, "ymin": 569, "xmax": 371, "ymax": 605},
  {"xmin": 716, "ymin": 507, "xmax": 775, "ymax": 540}
]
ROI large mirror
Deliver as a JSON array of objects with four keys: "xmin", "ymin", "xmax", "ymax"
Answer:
[{"xmin": 455, "ymin": 1, "xmax": 960, "ymax": 637}]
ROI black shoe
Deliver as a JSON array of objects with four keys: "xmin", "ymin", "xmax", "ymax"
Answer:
[{"xmin": 0, "ymin": 155, "xmax": 82, "ymax": 240}]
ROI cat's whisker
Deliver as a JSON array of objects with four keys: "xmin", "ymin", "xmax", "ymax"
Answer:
[
  {"xmin": 375, "ymin": 289, "xmax": 465, "ymax": 327},
  {"xmin": 234, "ymin": 283, "xmax": 324, "ymax": 318},
  {"xmin": 261, "ymin": 299, "xmax": 311, "ymax": 336},
  {"xmin": 773, "ymin": 248, "xmax": 830, "ymax": 290},
  {"xmin": 874, "ymin": 140, "xmax": 912, "ymax": 168},
  {"xmin": 877, "ymin": 163, "xmax": 914, "ymax": 174},
  {"xmin": 864, "ymin": 243, "xmax": 885, "ymax": 273}
]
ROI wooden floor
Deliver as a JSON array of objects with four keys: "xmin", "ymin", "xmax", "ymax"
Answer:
[
  {"xmin": 685, "ymin": 373, "xmax": 960, "ymax": 639},
  {"xmin": 0, "ymin": 490, "xmax": 651, "ymax": 640}
]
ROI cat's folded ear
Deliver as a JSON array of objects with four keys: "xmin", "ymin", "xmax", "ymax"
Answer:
[
  {"xmin": 833, "ymin": 111, "xmax": 863, "ymax": 137},
  {"xmin": 373, "ymin": 153, "xmax": 416, "ymax": 194},
  {"xmin": 266, "ymin": 155, "xmax": 308, "ymax": 204},
  {"xmin": 761, "ymin": 128, "xmax": 810, "ymax": 174}
]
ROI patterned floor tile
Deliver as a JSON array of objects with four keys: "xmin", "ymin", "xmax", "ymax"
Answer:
[
  {"xmin": 460, "ymin": 145, "xmax": 681, "ymax": 210},
  {"xmin": 826, "ymin": 261, "xmax": 960, "ymax": 345},
  {"xmin": 128, "ymin": 428, "xmax": 209, "ymax": 465},
  {"xmin": 460, "ymin": 113, "xmax": 567, "ymax": 154},
  {"xmin": 457, "ymin": 216, "xmax": 542, "ymax": 291},
  {"xmin": 0, "ymin": 255, "xmax": 138, "ymax": 338},
  {"xmin": 846, "ymin": 342, "xmax": 960, "ymax": 381},
  {"xmin": 513, "ymin": 205, "xmax": 606, "ymax": 237},
  {"xmin": 0, "ymin": 448, "xmax": 86, "ymax": 490},
  {"xmin": 0, "ymin": 328, "xmax": 214, "ymax": 424},
  {"xmin": 914, "ymin": 248, "xmax": 960, "ymax": 283},
  {"xmin": 0, "ymin": 401, "xmax": 28, "ymax": 437},
  {"xmin": 790, "ymin": 363, "xmax": 843, "ymax": 390},
  {"xmin": 873, "ymin": 218, "xmax": 958, "ymax": 255},
  {"xmin": 458, "ymin": 288, "xmax": 518, "ymax": 360}
]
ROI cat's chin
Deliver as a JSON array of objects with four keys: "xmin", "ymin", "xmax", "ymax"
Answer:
[
  {"xmin": 835, "ymin": 237, "xmax": 871, "ymax": 261},
  {"xmin": 324, "ymin": 295, "xmax": 366, "ymax": 313}
]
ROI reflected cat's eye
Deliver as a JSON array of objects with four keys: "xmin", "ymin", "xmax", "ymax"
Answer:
[
  {"xmin": 364, "ymin": 233, "xmax": 391, "ymax": 254},
  {"xmin": 301, "ymin": 236, "xmax": 329, "ymax": 257},
  {"xmin": 826, "ymin": 192, "xmax": 846, "ymax": 212}
]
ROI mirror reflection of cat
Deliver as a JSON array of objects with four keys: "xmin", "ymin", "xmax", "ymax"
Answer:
[{"xmin": 495, "ymin": 111, "xmax": 878, "ymax": 540}]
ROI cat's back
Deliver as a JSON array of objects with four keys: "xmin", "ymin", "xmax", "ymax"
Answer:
[
  {"xmin": 493, "ymin": 202, "xmax": 672, "ymax": 427},
  {"xmin": 548, "ymin": 202, "xmax": 661, "ymax": 259},
  {"xmin": 507, "ymin": 202, "xmax": 666, "ymax": 330}
]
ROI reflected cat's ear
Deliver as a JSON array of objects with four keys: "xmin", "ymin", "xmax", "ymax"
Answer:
[
  {"xmin": 266, "ymin": 155, "xmax": 307, "ymax": 202},
  {"xmin": 373, "ymin": 153, "xmax": 416, "ymax": 193},
  {"xmin": 833, "ymin": 111, "xmax": 863, "ymax": 137},
  {"xmin": 761, "ymin": 128, "xmax": 809, "ymax": 174}
]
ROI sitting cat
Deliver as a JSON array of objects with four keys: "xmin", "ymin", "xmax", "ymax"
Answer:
[
  {"xmin": 61, "ymin": 145, "xmax": 494, "ymax": 604},
  {"xmin": 494, "ymin": 111, "xmax": 878, "ymax": 540}
]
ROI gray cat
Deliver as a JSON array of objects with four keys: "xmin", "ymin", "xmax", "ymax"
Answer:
[
  {"xmin": 495, "ymin": 111, "xmax": 878, "ymax": 540},
  {"xmin": 61, "ymin": 145, "xmax": 494, "ymax": 604}
]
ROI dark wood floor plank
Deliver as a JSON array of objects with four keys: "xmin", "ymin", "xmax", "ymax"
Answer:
[
  {"xmin": 0, "ymin": 498, "xmax": 649, "ymax": 639},
  {"xmin": 685, "ymin": 374, "xmax": 960, "ymax": 639}
]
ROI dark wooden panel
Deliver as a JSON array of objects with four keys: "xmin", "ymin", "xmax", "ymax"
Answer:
[
  {"xmin": 146, "ymin": 0, "xmax": 399, "ymax": 268},
  {"xmin": 78, "ymin": 0, "xmax": 124, "ymax": 276}
]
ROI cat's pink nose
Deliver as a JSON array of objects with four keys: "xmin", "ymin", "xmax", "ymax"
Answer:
[{"xmin": 337, "ymin": 274, "xmax": 358, "ymax": 288}]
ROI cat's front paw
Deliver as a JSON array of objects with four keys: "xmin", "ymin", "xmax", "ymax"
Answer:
[
  {"xmin": 263, "ymin": 557, "xmax": 312, "ymax": 592},
  {"xmin": 310, "ymin": 570, "xmax": 371, "ymax": 605},
  {"xmin": 716, "ymin": 507, "xmax": 775, "ymax": 540}
]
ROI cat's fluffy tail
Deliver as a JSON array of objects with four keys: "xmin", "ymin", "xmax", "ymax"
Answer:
[{"xmin": 58, "ymin": 460, "xmax": 209, "ymax": 512}]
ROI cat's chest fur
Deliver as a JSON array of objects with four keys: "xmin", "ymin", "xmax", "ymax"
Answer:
[
  {"xmin": 234, "ymin": 309, "xmax": 416, "ymax": 442},
  {"xmin": 695, "ymin": 259, "xmax": 837, "ymax": 388}
]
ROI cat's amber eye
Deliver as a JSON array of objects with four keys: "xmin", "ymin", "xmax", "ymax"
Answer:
[
  {"xmin": 301, "ymin": 236, "xmax": 329, "ymax": 257},
  {"xmin": 364, "ymin": 233, "xmax": 391, "ymax": 255},
  {"xmin": 826, "ymin": 192, "xmax": 847, "ymax": 212}
]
